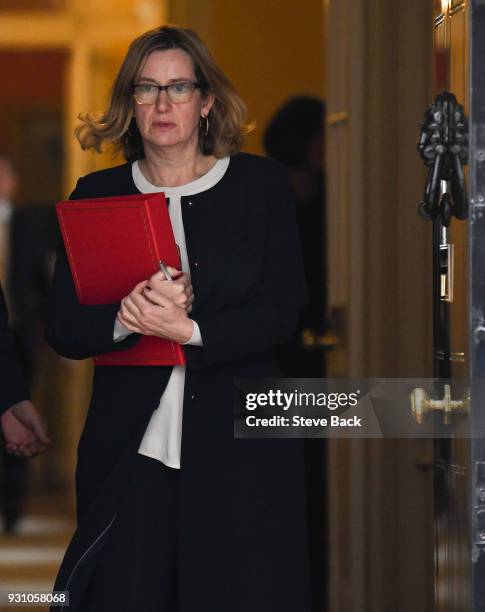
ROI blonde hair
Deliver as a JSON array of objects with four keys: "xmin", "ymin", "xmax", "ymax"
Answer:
[{"xmin": 75, "ymin": 25, "xmax": 253, "ymax": 161}]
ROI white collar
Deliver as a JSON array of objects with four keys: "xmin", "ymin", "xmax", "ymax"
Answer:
[{"xmin": 132, "ymin": 157, "xmax": 230, "ymax": 197}]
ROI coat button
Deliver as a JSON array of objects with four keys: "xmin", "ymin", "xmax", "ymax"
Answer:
[
  {"xmin": 191, "ymin": 394, "xmax": 196, "ymax": 400},
  {"xmin": 188, "ymin": 201, "xmax": 192, "ymax": 206},
  {"xmin": 194, "ymin": 261, "xmax": 199, "ymax": 268}
]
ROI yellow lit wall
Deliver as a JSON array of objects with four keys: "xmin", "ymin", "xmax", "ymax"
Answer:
[{"xmin": 169, "ymin": 0, "xmax": 325, "ymax": 154}]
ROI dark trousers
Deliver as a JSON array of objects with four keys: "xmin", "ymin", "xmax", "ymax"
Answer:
[
  {"xmin": 88, "ymin": 454, "xmax": 180, "ymax": 612},
  {"xmin": 0, "ymin": 448, "xmax": 29, "ymax": 532}
]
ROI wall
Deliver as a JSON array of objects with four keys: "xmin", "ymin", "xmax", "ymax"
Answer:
[
  {"xmin": 0, "ymin": 50, "xmax": 67, "ymax": 205},
  {"xmin": 169, "ymin": 0, "xmax": 325, "ymax": 155}
]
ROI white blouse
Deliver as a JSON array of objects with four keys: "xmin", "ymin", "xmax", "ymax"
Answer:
[{"xmin": 114, "ymin": 157, "xmax": 230, "ymax": 469}]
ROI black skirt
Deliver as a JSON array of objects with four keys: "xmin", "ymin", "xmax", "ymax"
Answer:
[{"xmin": 88, "ymin": 454, "xmax": 180, "ymax": 612}]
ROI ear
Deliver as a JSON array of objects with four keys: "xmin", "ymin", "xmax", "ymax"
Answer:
[{"xmin": 201, "ymin": 91, "xmax": 215, "ymax": 117}]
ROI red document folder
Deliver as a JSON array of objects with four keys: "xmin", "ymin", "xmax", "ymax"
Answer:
[{"xmin": 56, "ymin": 193, "xmax": 186, "ymax": 366}]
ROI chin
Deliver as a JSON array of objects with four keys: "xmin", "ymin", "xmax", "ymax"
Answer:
[{"xmin": 146, "ymin": 135, "xmax": 184, "ymax": 148}]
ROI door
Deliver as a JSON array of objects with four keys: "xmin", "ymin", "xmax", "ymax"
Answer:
[{"xmin": 427, "ymin": 1, "xmax": 485, "ymax": 610}]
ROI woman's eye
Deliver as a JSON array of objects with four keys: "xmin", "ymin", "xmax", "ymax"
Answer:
[
  {"xmin": 142, "ymin": 84, "xmax": 155, "ymax": 93},
  {"xmin": 173, "ymin": 83, "xmax": 189, "ymax": 93}
]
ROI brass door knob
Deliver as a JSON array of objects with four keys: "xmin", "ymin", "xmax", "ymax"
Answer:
[{"xmin": 410, "ymin": 384, "xmax": 469, "ymax": 425}]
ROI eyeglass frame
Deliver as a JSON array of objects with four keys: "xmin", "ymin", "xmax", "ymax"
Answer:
[{"xmin": 132, "ymin": 81, "xmax": 202, "ymax": 105}]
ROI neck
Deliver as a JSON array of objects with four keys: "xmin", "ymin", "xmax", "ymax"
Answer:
[{"xmin": 140, "ymin": 141, "xmax": 216, "ymax": 187}]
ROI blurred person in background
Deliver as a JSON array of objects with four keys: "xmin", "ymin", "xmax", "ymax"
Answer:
[
  {"xmin": 1, "ymin": 154, "xmax": 58, "ymax": 379},
  {"xmin": 47, "ymin": 25, "xmax": 313, "ymax": 612},
  {"xmin": 0, "ymin": 154, "xmax": 57, "ymax": 533},
  {"xmin": 264, "ymin": 97, "xmax": 329, "ymax": 612},
  {"xmin": 264, "ymin": 96, "xmax": 327, "ymax": 378},
  {"xmin": 0, "ymin": 281, "xmax": 51, "ymax": 530},
  {"xmin": 0, "ymin": 154, "xmax": 31, "ymax": 533}
]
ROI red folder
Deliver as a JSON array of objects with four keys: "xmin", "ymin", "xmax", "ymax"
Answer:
[{"xmin": 56, "ymin": 193, "xmax": 185, "ymax": 366}]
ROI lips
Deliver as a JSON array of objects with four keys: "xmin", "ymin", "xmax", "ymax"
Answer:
[{"xmin": 153, "ymin": 121, "xmax": 175, "ymax": 129}]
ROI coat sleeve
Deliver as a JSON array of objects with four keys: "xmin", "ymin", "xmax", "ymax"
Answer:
[
  {"xmin": 0, "ymin": 283, "xmax": 29, "ymax": 414},
  {"xmin": 184, "ymin": 164, "xmax": 307, "ymax": 369},
  {"xmin": 45, "ymin": 177, "xmax": 141, "ymax": 360}
]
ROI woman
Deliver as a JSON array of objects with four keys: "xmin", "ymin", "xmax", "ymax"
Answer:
[{"xmin": 47, "ymin": 25, "xmax": 311, "ymax": 612}]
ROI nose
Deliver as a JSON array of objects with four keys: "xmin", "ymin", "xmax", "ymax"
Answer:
[{"xmin": 155, "ymin": 89, "xmax": 172, "ymax": 111}]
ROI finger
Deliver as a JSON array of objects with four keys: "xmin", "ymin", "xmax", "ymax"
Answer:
[
  {"xmin": 179, "ymin": 281, "xmax": 193, "ymax": 301},
  {"xmin": 26, "ymin": 444, "xmax": 42, "ymax": 457},
  {"xmin": 129, "ymin": 293, "xmax": 166, "ymax": 324},
  {"xmin": 148, "ymin": 270, "xmax": 167, "ymax": 284},
  {"xmin": 184, "ymin": 292, "xmax": 194, "ymax": 311},
  {"xmin": 148, "ymin": 274, "xmax": 185, "ymax": 296},
  {"xmin": 132, "ymin": 280, "xmax": 150, "ymax": 293},
  {"xmin": 122, "ymin": 293, "xmax": 156, "ymax": 326},
  {"xmin": 173, "ymin": 272, "xmax": 189, "ymax": 287},
  {"xmin": 25, "ymin": 444, "xmax": 40, "ymax": 456},
  {"xmin": 143, "ymin": 285, "xmax": 184, "ymax": 307},
  {"xmin": 122, "ymin": 295, "xmax": 143, "ymax": 319},
  {"xmin": 119, "ymin": 305, "xmax": 143, "ymax": 329},
  {"xmin": 118, "ymin": 312, "xmax": 145, "ymax": 334},
  {"xmin": 141, "ymin": 291, "xmax": 173, "ymax": 310},
  {"xmin": 121, "ymin": 281, "xmax": 149, "ymax": 315},
  {"xmin": 119, "ymin": 298, "xmax": 138, "ymax": 320},
  {"xmin": 145, "ymin": 282, "xmax": 184, "ymax": 300},
  {"xmin": 117, "ymin": 313, "xmax": 144, "ymax": 334},
  {"xmin": 28, "ymin": 442, "xmax": 47, "ymax": 456},
  {"xmin": 130, "ymin": 291, "xmax": 155, "ymax": 311},
  {"xmin": 143, "ymin": 288, "xmax": 166, "ymax": 307},
  {"xmin": 166, "ymin": 266, "xmax": 182, "ymax": 279}
]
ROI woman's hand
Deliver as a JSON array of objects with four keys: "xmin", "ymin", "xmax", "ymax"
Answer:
[
  {"xmin": 117, "ymin": 278, "xmax": 194, "ymax": 344},
  {"xmin": 144, "ymin": 267, "xmax": 194, "ymax": 314},
  {"xmin": 1, "ymin": 401, "xmax": 51, "ymax": 458}
]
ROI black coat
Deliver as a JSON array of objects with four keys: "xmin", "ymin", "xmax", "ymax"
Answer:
[
  {"xmin": 0, "ymin": 283, "xmax": 29, "ymax": 414},
  {"xmin": 46, "ymin": 152, "xmax": 313, "ymax": 612},
  {"xmin": 7, "ymin": 205, "xmax": 59, "ymax": 381}
]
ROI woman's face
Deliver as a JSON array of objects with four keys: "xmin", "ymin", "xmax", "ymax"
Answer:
[{"xmin": 133, "ymin": 48, "xmax": 214, "ymax": 154}]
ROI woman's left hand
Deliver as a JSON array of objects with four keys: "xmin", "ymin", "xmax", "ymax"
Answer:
[
  {"xmin": 117, "ymin": 280, "xmax": 194, "ymax": 343},
  {"xmin": 144, "ymin": 268, "xmax": 194, "ymax": 314}
]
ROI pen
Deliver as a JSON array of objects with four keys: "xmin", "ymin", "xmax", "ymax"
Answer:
[{"xmin": 159, "ymin": 260, "xmax": 173, "ymax": 281}]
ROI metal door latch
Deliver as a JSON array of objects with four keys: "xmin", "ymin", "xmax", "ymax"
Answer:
[
  {"xmin": 440, "ymin": 242, "xmax": 454, "ymax": 302},
  {"xmin": 410, "ymin": 384, "xmax": 469, "ymax": 424}
]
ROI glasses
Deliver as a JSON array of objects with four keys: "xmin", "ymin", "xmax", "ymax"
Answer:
[{"xmin": 132, "ymin": 81, "xmax": 201, "ymax": 105}]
